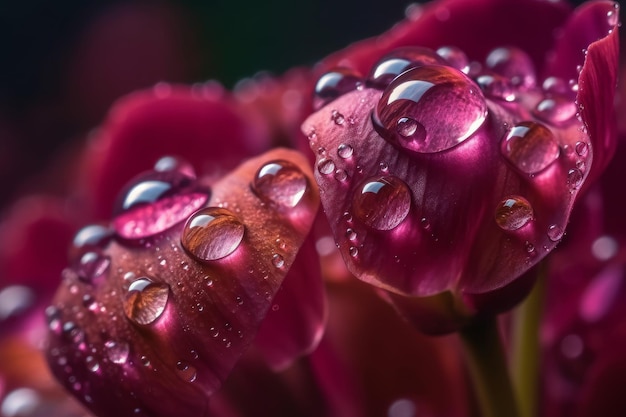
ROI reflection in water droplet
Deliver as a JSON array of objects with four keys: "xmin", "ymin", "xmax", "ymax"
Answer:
[
  {"xmin": 436, "ymin": 46, "xmax": 469, "ymax": 73},
  {"xmin": 485, "ymin": 47, "xmax": 536, "ymax": 88},
  {"xmin": 317, "ymin": 158, "xmax": 336, "ymax": 175},
  {"xmin": 353, "ymin": 176, "xmax": 412, "ymax": 231},
  {"xmin": 45, "ymin": 306, "xmax": 62, "ymax": 333},
  {"xmin": 501, "ymin": 122, "xmax": 560, "ymax": 174},
  {"xmin": 124, "ymin": 278, "xmax": 170, "ymax": 325},
  {"xmin": 252, "ymin": 160, "xmax": 308, "ymax": 208},
  {"xmin": 154, "ymin": 156, "xmax": 196, "ymax": 178},
  {"xmin": 476, "ymin": 74, "xmax": 516, "ymax": 102},
  {"xmin": 367, "ymin": 47, "xmax": 446, "ymax": 88},
  {"xmin": 272, "ymin": 254, "xmax": 285, "ymax": 268},
  {"xmin": 567, "ymin": 168, "xmax": 583, "ymax": 189},
  {"xmin": 331, "ymin": 110, "xmax": 345, "ymax": 125},
  {"xmin": 0, "ymin": 285, "xmax": 34, "ymax": 321},
  {"xmin": 181, "ymin": 207, "xmax": 245, "ymax": 261},
  {"xmin": 533, "ymin": 97, "xmax": 577, "ymax": 125},
  {"xmin": 62, "ymin": 321, "xmax": 85, "ymax": 345},
  {"xmin": 337, "ymin": 143, "xmax": 354, "ymax": 159},
  {"xmin": 495, "ymin": 197, "xmax": 534, "ymax": 231},
  {"xmin": 85, "ymin": 356, "xmax": 100, "ymax": 373},
  {"xmin": 314, "ymin": 68, "xmax": 362, "ymax": 109},
  {"xmin": 113, "ymin": 171, "xmax": 208, "ymax": 240},
  {"xmin": 373, "ymin": 65, "xmax": 487, "ymax": 153},
  {"xmin": 547, "ymin": 224, "xmax": 564, "ymax": 242},
  {"xmin": 575, "ymin": 141, "xmax": 589, "ymax": 157},
  {"xmin": 72, "ymin": 224, "xmax": 112, "ymax": 251},
  {"xmin": 349, "ymin": 246, "xmax": 359, "ymax": 257},
  {"xmin": 1, "ymin": 388, "xmax": 40, "ymax": 417},
  {"xmin": 104, "ymin": 340, "xmax": 129, "ymax": 364},
  {"xmin": 75, "ymin": 251, "xmax": 111, "ymax": 284}
]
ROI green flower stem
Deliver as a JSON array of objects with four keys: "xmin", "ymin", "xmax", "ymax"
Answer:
[
  {"xmin": 460, "ymin": 316, "xmax": 520, "ymax": 417},
  {"xmin": 511, "ymin": 267, "xmax": 547, "ymax": 417}
]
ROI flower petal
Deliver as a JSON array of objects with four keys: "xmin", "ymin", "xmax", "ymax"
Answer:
[{"xmin": 46, "ymin": 149, "xmax": 319, "ymax": 416}]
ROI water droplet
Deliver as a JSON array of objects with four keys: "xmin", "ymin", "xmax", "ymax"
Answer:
[
  {"xmin": 367, "ymin": 47, "xmax": 446, "ymax": 88},
  {"xmin": 331, "ymin": 110, "xmax": 345, "ymax": 125},
  {"xmin": 607, "ymin": 6, "xmax": 619, "ymax": 27},
  {"xmin": 45, "ymin": 305, "xmax": 62, "ymax": 333},
  {"xmin": 495, "ymin": 197, "xmax": 534, "ymax": 231},
  {"xmin": 547, "ymin": 224, "xmax": 564, "ymax": 242},
  {"xmin": 0, "ymin": 285, "xmax": 34, "ymax": 321},
  {"xmin": 181, "ymin": 207, "xmax": 245, "ymax": 261},
  {"xmin": 176, "ymin": 361, "xmax": 197, "ymax": 382},
  {"xmin": 346, "ymin": 228, "xmax": 357, "ymax": 241},
  {"xmin": 591, "ymin": 235, "xmax": 618, "ymax": 261},
  {"xmin": 272, "ymin": 254, "xmax": 285, "ymax": 268},
  {"xmin": 349, "ymin": 246, "xmax": 359, "ymax": 257},
  {"xmin": 75, "ymin": 250, "xmax": 111, "ymax": 284},
  {"xmin": 314, "ymin": 68, "xmax": 362, "ymax": 109},
  {"xmin": 485, "ymin": 47, "xmax": 535, "ymax": 88},
  {"xmin": 501, "ymin": 122, "xmax": 560, "ymax": 174},
  {"xmin": 567, "ymin": 168, "xmax": 583, "ymax": 189},
  {"xmin": 542, "ymin": 77, "xmax": 568, "ymax": 95},
  {"xmin": 575, "ymin": 141, "xmax": 589, "ymax": 157},
  {"xmin": 436, "ymin": 46, "xmax": 469, "ymax": 73},
  {"xmin": 533, "ymin": 97, "xmax": 577, "ymax": 125},
  {"xmin": 154, "ymin": 156, "xmax": 196, "ymax": 178},
  {"xmin": 85, "ymin": 356, "xmax": 100, "ymax": 372},
  {"xmin": 334, "ymin": 169, "xmax": 348, "ymax": 182},
  {"xmin": 72, "ymin": 224, "xmax": 112, "ymax": 251},
  {"xmin": 1, "ymin": 388, "xmax": 40, "ymax": 417},
  {"xmin": 525, "ymin": 241, "xmax": 535, "ymax": 254},
  {"xmin": 373, "ymin": 65, "xmax": 487, "ymax": 153},
  {"xmin": 317, "ymin": 158, "xmax": 336, "ymax": 175},
  {"xmin": 337, "ymin": 143, "xmax": 354, "ymax": 159},
  {"xmin": 113, "ymin": 170, "xmax": 208, "ymax": 240},
  {"xmin": 82, "ymin": 294, "xmax": 98, "ymax": 311},
  {"xmin": 251, "ymin": 160, "xmax": 308, "ymax": 208},
  {"xmin": 141, "ymin": 356, "xmax": 151, "ymax": 367},
  {"xmin": 353, "ymin": 176, "xmax": 412, "ymax": 230},
  {"xmin": 124, "ymin": 278, "xmax": 170, "ymax": 325},
  {"xmin": 475, "ymin": 74, "xmax": 516, "ymax": 101},
  {"xmin": 104, "ymin": 340, "xmax": 129, "ymax": 364}
]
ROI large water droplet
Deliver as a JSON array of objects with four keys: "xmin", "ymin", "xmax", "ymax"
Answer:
[
  {"xmin": 501, "ymin": 122, "xmax": 560, "ymax": 174},
  {"xmin": 533, "ymin": 97, "xmax": 577, "ymax": 125},
  {"xmin": 251, "ymin": 160, "xmax": 308, "ymax": 207},
  {"xmin": 314, "ymin": 68, "xmax": 362, "ymax": 109},
  {"xmin": 337, "ymin": 143, "xmax": 354, "ymax": 159},
  {"xmin": 436, "ymin": 46, "xmax": 469, "ymax": 73},
  {"xmin": 475, "ymin": 74, "xmax": 516, "ymax": 102},
  {"xmin": 317, "ymin": 158, "xmax": 336, "ymax": 175},
  {"xmin": 485, "ymin": 47, "xmax": 536, "ymax": 88},
  {"xmin": 0, "ymin": 285, "xmax": 34, "ymax": 321},
  {"xmin": 113, "ymin": 170, "xmax": 208, "ymax": 240},
  {"xmin": 367, "ymin": 46, "xmax": 446, "ymax": 88},
  {"xmin": 75, "ymin": 250, "xmax": 111, "ymax": 284},
  {"xmin": 154, "ymin": 156, "xmax": 196, "ymax": 178},
  {"xmin": 124, "ymin": 278, "xmax": 170, "ymax": 325},
  {"xmin": 72, "ymin": 224, "xmax": 112, "ymax": 251},
  {"xmin": 353, "ymin": 176, "xmax": 412, "ymax": 230},
  {"xmin": 181, "ymin": 207, "xmax": 245, "ymax": 261},
  {"xmin": 104, "ymin": 340, "xmax": 129, "ymax": 364},
  {"xmin": 373, "ymin": 65, "xmax": 487, "ymax": 153},
  {"xmin": 495, "ymin": 196, "xmax": 534, "ymax": 231}
]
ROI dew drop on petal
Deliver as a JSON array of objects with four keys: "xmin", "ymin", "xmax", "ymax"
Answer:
[
  {"xmin": 124, "ymin": 278, "xmax": 170, "ymax": 326},
  {"xmin": 272, "ymin": 254, "xmax": 285, "ymax": 268},
  {"xmin": 113, "ymin": 171, "xmax": 208, "ymax": 240},
  {"xmin": 337, "ymin": 143, "xmax": 354, "ymax": 159},
  {"xmin": 547, "ymin": 224, "xmax": 564, "ymax": 242},
  {"xmin": 501, "ymin": 122, "xmax": 560, "ymax": 174},
  {"xmin": 495, "ymin": 197, "xmax": 534, "ymax": 231},
  {"xmin": 575, "ymin": 141, "xmax": 589, "ymax": 157},
  {"xmin": 104, "ymin": 340, "xmax": 130, "ymax": 364},
  {"xmin": 0, "ymin": 285, "xmax": 34, "ymax": 321},
  {"xmin": 82, "ymin": 294, "xmax": 98, "ymax": 312},
  {"xmin": 373, "ymin": 65, "xmax": 487, "ymax": 153},
  {"xmin": 317, "ymin": 158, "xmax": 336, "ymax": 175},
  {"xmin": 85, "ymin": 356, "xmax": 100, "ymax": 373},
  {"xmin": 349, "ymin": 246, "xmax": 359, "ymax": 257},
  {"xmin": 542, "ymin": 77, "xmax": 569, "ymax": 95},
  {"xmin": 475, "ymin": 74, "xmax": 516, "ymax": 102},
  {"xmin": 154, "ymin": 156, "xmax": 196, "ymax": 178},
  {"xmin": 331, "ymin": 110, "xmax": 345, "ymax": 125},
  {"xmin": 62, "ymin": 321, "xmax": 85, "ymax": 345},
  {"xmin": 45, "ymin": 306, "xmax": 62, "ymax": 333},
  {"xmin": 485, "ymin": 47, "xmax": 536, "ymax": 88},
  {"xmin": 436, "ymin": 46, "xmax": 469, "ymax": 73},
  {"xmin": 176, "ymin": 361, "xmax": 198, "ymax": 382},
  {"xmin": 251, "ymin": 160, "xmax": 308, "ymax": 207},
  {"xmin": 75, "ymin": 250, "xmax": 111, "ymax": 284},
  {"xmin": 314, "ymin": 68, "xmax": 362, "ymax": 109},
  {"xmin": 607, "ymin": 5, "xmax": 619, "ymax": 27},
  {"xmin": 533, "ymin": 97, "xmax": 577, "ymax": 125},
  {"xmin": 72, "ymin": 224, "xmax": 112, "ymax": 251},
  {"xmin": 181, "ymin": 207, "xmax": 245, "ymax": 261},
  {"xmin": 353, "ymin": 176, "xmax": 412, "ymax": 231},
  {"xmin": 334, "ymin": 169, "xmax": 348, "ymax": 182},
  {"xmin": 367, "ymin": 46, "xmax": 446, "ymax": 88},
  {"xmin": 567, "ymin": 168, "xmax": 583, "ymax": 189}
]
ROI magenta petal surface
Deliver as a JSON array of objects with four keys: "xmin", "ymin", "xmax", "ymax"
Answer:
[
  {"xmin": 254, "ymin": 234, "xmax": 326, "ymax": 370},
  {"xmin": 46, "ymin": 149, "xmax": 319, "ymax": 417}
]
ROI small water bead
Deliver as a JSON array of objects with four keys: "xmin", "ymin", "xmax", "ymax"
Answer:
[
  {"xmin": 314, "ymin": 68, "xmax": 362, "ymax": 109},
  {"xmin": 175, "ymin": 361, "xmax": 198, "ymax": 382},
  {"xmin": 436, "ymin": 46, "xmax": 469, "ymax": 73},
  {"xmin": 346, "ymin": 228, "xmax": 357, "ymax": 241},
  {"xmin": 251, "ymin": 160, "xmax": 308, "ymax": 208},
  {"xmin": 85, "ymin": 356, "xmax": 100, "ymax": 373},
  {"xmin": 353, "ymin": 176, "xmax": 412, "ymax": 231},
  {"xmin": 547, "ymin": 224, "xmax": 564, "ymax": 242},
  {"xmin": 75, "ymin": 251, "xmax": 111, "ymax": 284},
  {"xmin": 575, "ymin": 141, "xmax": 589, "ymax": 157},
  {"xmin": 72, "ymin": 224, "xmax": 112, "ymax": 251},
  {"xmin": 124, "ymin": 278, "xmax": 170, "ymax": 325},
  {"xmin": 484, "ymin": 47, "xmax": 536, "ymax": 88},
  {"xmin": 272, "ymin": 254, "xmax": 285, "ymax": 268},
  {"xmin": 334, "ymin": 169, "xmax": 348, "ymax": 182},
  {"xmin": 45, "ymin": 306, "xmax": 62, "ymax": 333},
  {"xmin": 104, "ymin": 340, "xmax": 129, "ymax": 364},
  {"xmin": 525, "ymin": 241, "xmax": 536, "ymax": 254},
  {"xmin": 349, "ymin": 246, "xmax": 359, "ymax": 257},
  {"xmin": 542, "ymin": 77, "xmax": 569, "ymax": 95},
  {"xmin": 373, "ymin": 65, "xmax": 487, "ymax": 154},
  {"xmin": 495, "ymin": 197, "xmax": 534, "ymax": 231},
  {"xmin": 501, "ymin": 122, "xmax": 560, "ymax": 174},
  {"xmin": 337, "ymin": 143, "xmax": 354, "ymax": 159},
  {"xmin": 607, "ymin": 6, "xmax": 619, "ymax": 27},
  {"xmin": 82, "ymin": 294, "xmax": 98, "ymax": 311},
  {"xmin": 367, "ymin": 46, "xmax": 446, "ymax": 88},
  {"xmin": 331, "ymin": 110, "xmax": 345, "ymax": 125},
  {"xmin": 475, "ymin": 74, "xmax": 516, "ymax": 102},
  {"xmin": 533, "ymin": 97, "xmax": 577, "ymax": 125},
  {"xmin": 113, "ymin": 170, "xmax": 208, "ymax": 240},
  {"xmin": 181, "ymin": 207, "xmax": 245, "ymax": 261},
  {"xmin": 317, "ymin": 158, "xmax": 336, "ymax": 175},
  {"xmin": 62, "ymin": 321, "xmax": 85, "ymax": 345},
  {"xmin": 567, "ymin": 168, "xmax": 584, "ymax": 189},
  {"xmin": 153, "ymin": 156, "xmax": 196, "ymax": 178},
  {"xmin": 0, "ymin": 285, "xmax": 34, "ymax": 320}
]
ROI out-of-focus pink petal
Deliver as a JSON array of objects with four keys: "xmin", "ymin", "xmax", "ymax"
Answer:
[
  {"xmin": 255, "ymin": 234, "xmax": 326, "ymax": 370},
  {"xmin": 76, "ymin": 86, "xmax": 272, "ymax": 219},
  {"xmin": 46, "ymin": 149, "xmax": 319, "ymax": 416}
]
